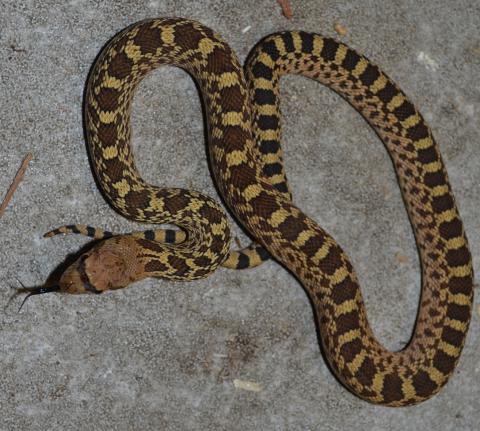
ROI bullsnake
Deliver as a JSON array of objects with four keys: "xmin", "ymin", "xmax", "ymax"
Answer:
[{"xmin": 31, "ymin": 18, "xmax": 473, "ymax": 406}]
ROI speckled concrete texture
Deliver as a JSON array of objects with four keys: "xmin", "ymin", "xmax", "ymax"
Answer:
[{"xmin": 0, "ymin": 1, "xmax": 479, "ymax": 429}]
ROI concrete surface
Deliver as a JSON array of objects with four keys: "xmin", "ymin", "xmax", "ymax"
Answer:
[{"xmin": 0, "ymin": 1, "xmax": 479, "ymax": 429}]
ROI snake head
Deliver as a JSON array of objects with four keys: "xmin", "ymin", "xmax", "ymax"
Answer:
[
  {"xmin": 58, "ymin": 237, "xmax": 140, "ymax": 294},
  {"xmin": 18, "ymin": 251, "xmax": 106, "ymax": 311},
  {"xmin": 18, "ymin": 238, "xmax": 141, "ymax": 310}
]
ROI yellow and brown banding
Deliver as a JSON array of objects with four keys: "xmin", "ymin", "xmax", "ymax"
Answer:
[{"xmin": 42, "ymin": 19, "xmax": 472, "ymax": 406}]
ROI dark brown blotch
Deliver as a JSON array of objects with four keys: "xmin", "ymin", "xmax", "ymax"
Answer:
[
  {"xmin": 355, "ymin": 356, "xmax": 377, "ymax": 387},
  {"xmin": 249, "ymin": 191, "xmax": 281, "ymax": 220},
  {"xmin": 300, "ymin": 235, "xmax": 323, "ymax": 257},
  {"xmin": 359, "ymin": 63, "xmax": 380, "ymax": 87},
  {"xmin": 219, "ymin": 125, "xmax": 251, "ymax": 152},
  {"xmin": 342, "ymin": 49, "xmax": 361, "ymax": 72},
  {"xmin": 137, "ymin": 238, "xmax": 164, "ymax": 253},
  {"xmin": 108, "ymin": 50, "xmax": 134, "ymax": 80},
  {"xmin": 432, "ymin": 350, "xmax": 456, "ymax": 375},
  {"xmin": 423, "ymin": 327, "xmax": 434, "ymax": 338},
  {"xmin": 103, "ymin": 158, "xmax": 129, "ymax": 184},
  {"xmin": 163, "ymin": 193, "xmax": 192, "ymax": 215},
  {"xmin": 258, "ymin": 140, "xmax": 280, "ymax": 154},
  {"xmin": 250, "ymin": 60, "xmax": 273, "ymax": 80},
  {"xmin": 219, "ymin": 84, "xmax": 244, "ymax": 112},
  {"xmin": 96, "ymin": 87, "xmax": 121, "ymax": 112},
  {"xmin": 411, "ymin": 370, "xmax": 438, "ymax": 398},
  {"xmin": 441, "ymin": 326, "xmax": 465, "ymax": 348},
  {"xmin": 281, "ymin": 32, "xmax": 295, "ymax": 53},
  {"xmin": 424, "ymin": 171, "xmax": 446, "ymax": 188},
  {"xmin": 254, "ymin": 88, "xmax": 276, "ymax": 105},
  {"xmin": 168, "ymin": 255, "xmax": 192, "ymax": 276},
  {"xmin": 446, "ymin": 302, "xmax": 471, "ymax": 323},
  {"xmin": 376, "ymin": 81, "xmax": 397, "ymax": 105},
  {"xmin": 193, "ymin": 255, "xmax": 213, "ymax": 268},
  {"xmin": 318, "ymin": 245, "xmax": 343, "ymax": 276},
  {"xmin": 407, "ymin": 122, "xmax": 430, "ymax": 141},
  {"xmin": 448, "ymin": 275, "xmax": 473, "ymax": 295},
  {"xmin": 393, "ymin": 100, "xmax": 416, "ymax": 122},
  {"xmin": 145, "ymin": 259, "xmax": 169, "ymax": 274},
  {"xmin": 261, "ymin": 40, "xmax": 280, "ymax": 61},
  {"xmin": 198, "ymin": 204, "xmax": 224, "ymax": 224},
  {"xmin": 96, "ymin": 122, "xmax": 119, "ymax": 145},
  {"xmin": 228, "ymin": 163, "xmax": 258, "ymax": 191},
  {"xmin": 418, "ymin": 146, "xmax": 438, "ymax": 165},
  {"xmin": 339, "ymin": 338, "xmax": 363, "ymax": 363},
  {"xmin": 439, "ymin": 218, "xmax": 463, "ymax": 240},
  {"xmin": 381, "ymin": 373, "xmax": 404, "ymax": 404},
  {"xmin": 172, "ymin": 23, "xmax": 204, "ymax": 51},
  {"xmin": 278, "ymin": 215, "xmax": 307, "ymax": 242},
  {"xmin": 133, "ymin": 23, "xmax": 162, "ymax": 54},
  {"xmin": 320, "ymin": 38, "xmax": 339, "ymax": 62},
  {"xmin": 300, "ymin": 31, "xmax": 314, "ymax": 53},
  {"xmin": 335, "ymin": 310, "xmax": 360, "ymax": 336},
  {"xmin": 258, "ymin": 115, "xmax": 279, "ymax": 131},
  {"xmin": 445, "ymin": 246, "xmax": 471, "ymax": 267},
  {"xmin": 263, "ymin": 162, "xmax": 283, "ymax": 179},
  {"xmin": 124, "ymin": 189, "xmax": 151, "ymax": 210},
  {"xmin": 431, "ymin": 193, "xmax": 453, "ymax": 214},
  {"xmin": 331, "ymin": 276, "xmax": 358, "ymax": 305},
  {"xmin": 205, "ymin": 46, "xmax": 236, "ymax": 73}
]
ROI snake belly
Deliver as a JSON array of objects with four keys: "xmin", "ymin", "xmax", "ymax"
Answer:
[{"xmin": 84, "ymin": 18, "xmax": 473, "ymax": 405}]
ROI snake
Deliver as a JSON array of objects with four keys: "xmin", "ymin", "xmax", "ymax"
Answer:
[{"xmin": 28, "ymin": 18, "xmax": 473, "ymax": 406}]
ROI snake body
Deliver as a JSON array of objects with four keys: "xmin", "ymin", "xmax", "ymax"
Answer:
[{"xmin": 45, "ymin": 18, "xmax": 473, "ymax": 405}]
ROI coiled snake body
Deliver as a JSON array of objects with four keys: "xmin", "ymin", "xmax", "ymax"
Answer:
[{"xmin": 41, "ymin": 18, "xmax": 473, "ymax": 406}]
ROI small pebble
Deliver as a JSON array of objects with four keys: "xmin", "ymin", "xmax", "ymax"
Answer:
[
  {"xmin": 334, "ymin": 23, "xmax": 348, "ymax": 36},
  {"xmin": 233, "ymin": 379, "xmax": 263, "ymax": 392},
  {"xmin": 395, "ymin": 252, "xmax": 408, "ymax": 264}
]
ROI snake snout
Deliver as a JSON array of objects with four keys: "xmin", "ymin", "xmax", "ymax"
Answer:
[{"xmin": 58, "ymin": 254, "xmax": 99, "ymax": 294}]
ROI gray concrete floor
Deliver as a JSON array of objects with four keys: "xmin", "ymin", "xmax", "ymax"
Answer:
[{"xmin": 0, "ymin": 1, "xmax": 479, "ymax": 429}]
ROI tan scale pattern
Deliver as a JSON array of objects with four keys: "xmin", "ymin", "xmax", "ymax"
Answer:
[{"xmin": 48, "ymin": 19, "xmax": 472, "ymax": 406}]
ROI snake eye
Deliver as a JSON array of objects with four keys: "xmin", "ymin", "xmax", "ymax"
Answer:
[{"xmin": 76, "ymin": 253, "xmax": 101, "ymax": 293}]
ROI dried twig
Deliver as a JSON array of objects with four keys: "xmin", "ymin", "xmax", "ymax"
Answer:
[
  {"xmin": 0, "ymin": 152, "xmax": 33, "ymax": 218},
  {"xmin": 277, "ymin": 0, "xmax": 293, "ymax": 19},
  {"xmin": 234, "ymin": 236, "xmax": 243, "ymax": 249},
  {"xmin": 10, "ymin": 44, "xmax": 27, "ymax": 53}
]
